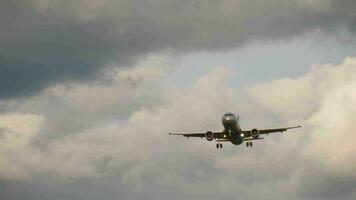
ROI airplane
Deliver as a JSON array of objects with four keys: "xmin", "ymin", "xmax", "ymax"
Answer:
[{"xmin": 169, "ymin": 112, "xmax": 301, "ymax": 148}]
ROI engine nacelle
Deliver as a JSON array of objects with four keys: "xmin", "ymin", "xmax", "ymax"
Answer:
[
  {"xmin": 205, "ymin": 131, "xmax": 214, "ymax": 141},
  {"xmin": 250, "ymin": 129, "xmax": 259, "ymax": 138}
]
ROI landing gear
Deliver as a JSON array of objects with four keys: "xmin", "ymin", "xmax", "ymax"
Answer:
[
  {"xmin": 216, "ymin": 143, "xmax": 223, "ymax": 149},
  {"xmin": 246, "ymin": 141, "xmax": 253, "ymax": 147}
]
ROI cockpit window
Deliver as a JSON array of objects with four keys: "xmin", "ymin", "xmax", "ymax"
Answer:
[{"xmin": 225, "ymin": 113, "xmax": 234, "ymax": 117}]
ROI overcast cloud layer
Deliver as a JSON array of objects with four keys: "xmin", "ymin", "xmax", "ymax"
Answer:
[
  {"xmin": 1, "ymin": 56, "xmax": 356, "ymax": 199},
  {"xmin": 1, "ymin": 1, "xmax": 356, "ymax": 200},
  {"xmin": 1, "ymin": 0, "xmax": 356, "ymax": 98}
]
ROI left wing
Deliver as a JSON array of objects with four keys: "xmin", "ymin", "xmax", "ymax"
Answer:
[
  {"xmin": 242, "ymin": 126, "xmax": 301, "ymax": 136},
  {"xmin": 260, "ymin": 126, "xmax": 301, "ymax": 134},
  {"xmin": 169, "ymin": 131, "xmax": 224, "ymax": 139}
]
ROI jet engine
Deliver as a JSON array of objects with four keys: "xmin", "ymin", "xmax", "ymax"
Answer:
[
  {"xmin": 205, "ymin": 131, "xmax": 214, "ymax": 141},
  {"xmin": 250, "ymin": 129, "xmax": 259, "ymax": 138}
]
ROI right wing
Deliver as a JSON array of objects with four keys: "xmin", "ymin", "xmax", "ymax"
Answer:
[{"xmin": 168, "ymin": 131, "xmax": 224, "ymax": 139}]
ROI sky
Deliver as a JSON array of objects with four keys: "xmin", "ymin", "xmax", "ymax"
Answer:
[{"xmin": 1, "ymin": 0, "xmax": 356, "ymax": 199}]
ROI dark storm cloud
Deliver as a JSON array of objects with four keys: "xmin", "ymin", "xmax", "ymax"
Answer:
[
  {"xmin": 1, "ymin": 0, "xmax": 356, "ymax": 98},
  {"xmin": 0, "ymin": 0, "xmax": 138, "ymax": 98}
]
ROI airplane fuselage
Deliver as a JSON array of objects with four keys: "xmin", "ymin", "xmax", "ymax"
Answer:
[{"xmin": 221, "ymin": 113, "xmax": 243, "ymax": 145}]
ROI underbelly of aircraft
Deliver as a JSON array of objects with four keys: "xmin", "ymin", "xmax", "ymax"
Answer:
[
  {"xmin": 224, "ymin": 127, "xmax": 243, "ymax": 145},
  {"xmin": 229, "ymin": 130, "xmax": 243, "ymax": 145},
  {"xmin": 231, "ymin": 137, "xmax": 243, "ymax": 145}
]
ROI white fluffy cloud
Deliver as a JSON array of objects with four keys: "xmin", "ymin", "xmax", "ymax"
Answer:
[
  {"xmin": 0, "ymin": 57, "xmax": 237, "ymax": 181},
  {"xmin": 246, "ymin": 56, "xmax": 356, "ymax": 199},
  {"xmin": 247, "ymin": 57, "xmax": 356, "ymax": 117},
  {"xmin": 1, "ymin": 56, "xmax": 356, "ymax": 199},
  {"xmin": 0, "ymin": 113, "xmax": 44, "ymax": 180}
]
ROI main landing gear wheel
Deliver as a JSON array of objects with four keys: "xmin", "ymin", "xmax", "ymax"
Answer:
[
  {"xmin": 219, "ymin": 143, "xmax": 223, "ymax": 148},
  {"xmin": 216, "ymin": 143, "xmax": 219, "ymax": 148},
  {"xmin": 246, "ymin": 142, "xmax": 253, "ymax": 147},
  {"xmin": 216, "ymin": 143, "xmax": 223, "ymax": 149}
]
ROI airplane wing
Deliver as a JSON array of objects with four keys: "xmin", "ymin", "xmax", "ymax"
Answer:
[
  {"xmin": 168, "ymin": 131, "xmax": 224, "ymax": 139},
  {"xmin": 242, "ymin": 126, "xmax": 301, "ymax": 136}
]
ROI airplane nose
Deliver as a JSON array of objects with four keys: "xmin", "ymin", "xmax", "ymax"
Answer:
[{"xmin": 222, "ymin": 116, "xmax": 233, "ymax": 126}]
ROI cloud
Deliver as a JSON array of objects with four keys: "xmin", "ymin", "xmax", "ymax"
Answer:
[
  {"xmin": 1, "ymin": 56, "xmax": 356, "ymax": 199},
  {"xmin": 0, "ymin": 56, "xmax": 175, "ymax": 182},
  {"xmin": 0, "ymin": 66, "xmax": 245, "ymax": 200},
  {"xmin": 0, "ymin": 67, "xmax": 236, "ymax": 179},
  {"xmin": 246, "ymin": 56, "xmax": 356, "ymax": 199},
  {"xmin": 246, "ymin": 57, "xmax": 356, "ymax": 117},
  {"xmin": 0, "ymin": 113, "xmax": 44, "ymax": 180},
  {"xmin": 1, "ymin": 0, "xmax": 356, "ymax": 98}
]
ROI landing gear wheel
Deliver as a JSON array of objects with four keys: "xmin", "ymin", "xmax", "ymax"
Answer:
[
  {"xmin": 219, "ymin": 143, "xmax": 223, "ymax": 148},
  {"xmin": 249, "ymin": 142, "xmax": 253, "ymax": 147},
  {"xmin": 216, "ymin": 143, "xmax": 219, "ymax": 148},
  {"xmin": 246, "ymin": 142, "xmax": 249, "ymax": 147}
]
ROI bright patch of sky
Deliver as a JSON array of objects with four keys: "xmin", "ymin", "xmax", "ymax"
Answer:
[{"xmin": 172, "ymin": 33, "xmax": 356, "ymax": 91}]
